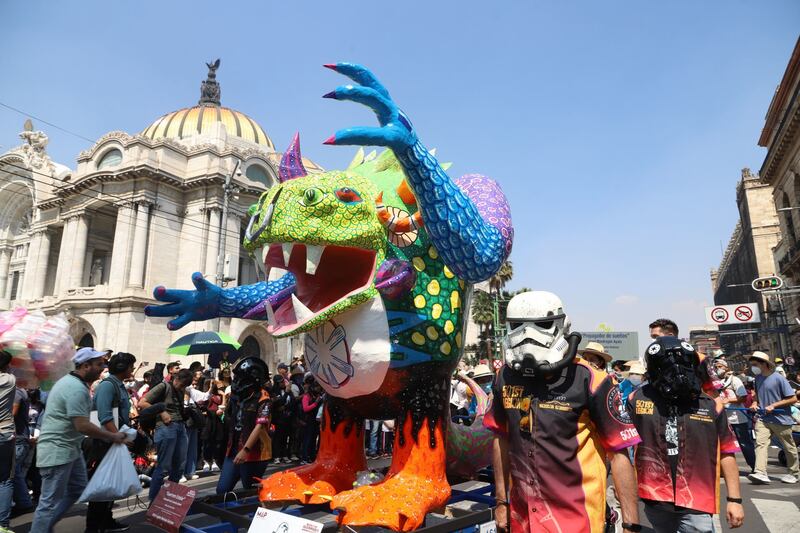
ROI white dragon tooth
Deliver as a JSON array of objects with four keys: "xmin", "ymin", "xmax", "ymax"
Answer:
[
  {"xmin": 266, "ymin": 301, "xmax": 276, "ymax": 326},
  {"xmin": 291, "ymin": 294, "xmax": 315, "ymax": 322},
  {"xmin": 305, "ymin": 245, "xmax": 325, "ymax": 276},
  {"xmin": 282, "ymin": 243, "xmax": 294, "ymax": 266}
]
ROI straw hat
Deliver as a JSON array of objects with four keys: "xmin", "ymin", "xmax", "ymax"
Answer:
[
  {"xmin": 471, "ymin": 364, "xmax": 494, "ymax": 379},
  {"xmin": 749, "ymin": 351, "xmax": 774, "ymax": 368},
  {"xmin": 624, "ymin": 360, "xmax": 646, "ymax": 375},
  {"xmin": 579, "ymin": 342, "xmax": 612, "ymax": 363}
]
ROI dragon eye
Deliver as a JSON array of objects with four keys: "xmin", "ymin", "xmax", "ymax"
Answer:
[
  {"xmin": 301, "ymin": 187, "xmax": 324, "ymax": 206},
  {"xmin": 335, "ymin": 187, "xmax": 363, "ymax": 204}
]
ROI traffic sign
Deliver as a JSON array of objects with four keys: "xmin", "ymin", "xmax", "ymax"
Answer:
[
  {"xmin": 492, "ymin": 359, "xmax": 503, "ymax": 371},
  {"xmin": 704, "ymin": 303, "xmax": 760, "ymax": 325}
]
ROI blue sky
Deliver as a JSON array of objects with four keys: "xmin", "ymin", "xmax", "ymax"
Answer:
[{"xmin": 2, "ymin": 1, "xmax": 799, "ymax": 352}]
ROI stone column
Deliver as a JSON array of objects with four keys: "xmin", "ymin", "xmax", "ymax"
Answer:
[
  {"xmin": 53, "ymin": 217, "xmax": 76, "ymax": 294},
  {"xmin": 30, "ymin": 230, "xmax": 51, "ymax": 299},
  {"xmin": 69, "ymin": 214, "xmax": 89, "ymax": 288},
  {"xmin": 205, "ymin": 208, "xmax": 221, "ymax": 277},
  {"xmin": 0, "ymin": 247, "xmax": 11, "ymax": 298},
  {"xmin": 128, "ymin": 202, "xmax": 150, "ymax": 287},
  {"xmin": 108, "ymin": 203, "xmax": 135, "ymax": 289}
]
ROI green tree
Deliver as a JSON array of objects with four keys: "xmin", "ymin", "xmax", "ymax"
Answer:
[
  {"xmin": 489, "ymin": 261, "xmax": 513, "ymax": 295},
  {"xmin": 471, "ymin": 289, "xmax": 495, "ymax": 359}
]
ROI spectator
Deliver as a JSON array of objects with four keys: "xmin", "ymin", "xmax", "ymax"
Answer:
[
  {"xmin": 26, "ymin": 389, "xmax": 44, "ymax": 505},
  {"xmin": 30, "ymin": 348, "xmax": 126, "ymax": 533},
  {"xmin": 0, "ymin": 349, "xmax": 17, "ymax": 531},
  {"xmin": 578, "ymin": 342, "xmax": 612, "ymax": 372},
  {"xmin": 747, "ymin": 351, "xmax": 799, "ymax": 484},
  {"xmin": 276, "ymin": 363, "xmax": 289, "ymax": 384},
  {"xmin": 137, "ymin": 370, "xmax": 153, "ymax": 400},
  {"xmin": 12, "ymin": 381, "xmax": 34, "ymax": 518},
  {"xmin": 365, "ymin": 420, "xmax": 381, "ymax": 458},
  {"xmin": 648, "ymin": 318, "xmax": 679, "ymax": 339},
  {"xmin": 611, "ymin": 360, "xmax": 627, "ymax": 382},
  {"xmin": 466, "ymin": 364, "xmax": 494, "ymax": 420},
  {"xmin": 714, "ymin": 358, "xmax": 756, "ymax": 472},
  {"xmin": 381, "ymin": 420, "xmax": 394, "ymax": 457},
  {"xmin": 85, "ymin": 351, "xmax": 137, "ymax": 533},
  {"xmin": 270, "ymin": 375, "xmax": 294, "ymax": 464},
  {"xmin": 182, "ymin": 369, "xmax": 210, "ymax": 481},
  {"xmin": 618, "ymin": 361, "xmax": 646, "ymax": 401},
  {"xmin": 450, "ymin": 362, "xmax": 469, "ymax": 421},
  {"xmin": 139, "ymin": 368, "xmax": 193, "ymax": 501},
  {"xmin": 165, "ymin": 362, "xmax": 181, "ymax": 382},
  {"xmin": 216, "ymin": 357, "xmax": 271, "ymax": 494},
  {"xmin": 629, "ymin": 337, "xmax": 744, "ymax": 531},
  {"xmin": 200, "ymin": 377, "xmax": 223, "ymax": 473},
  {"xmin": 288, "ymin": 366, "xmax": 306, "ymax": 461},
  {"xmin": 300, "ymin": 375, "xmax": 323, "ymax": 464}
]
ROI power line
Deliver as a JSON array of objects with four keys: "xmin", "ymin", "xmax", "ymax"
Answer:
[{"xmin": 0, "ymin": 101, "xmax": 96, "ymax": 144}]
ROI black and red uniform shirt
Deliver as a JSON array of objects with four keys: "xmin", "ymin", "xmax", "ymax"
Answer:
[
  {"xmin": 226, "ymin": 388, "xmax": 272, "ymax": 462},
  {"xmin": 627, "ymin": 385, "xmax": 740, "ymax": 514},
  {"xmin": 484, "ymin": 358, "xmax": 641, "ymax": 533}
]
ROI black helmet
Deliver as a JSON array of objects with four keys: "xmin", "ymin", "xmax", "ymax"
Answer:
[
  {"xmin": 645, "ymin": 336, "xmax": 701, "ymax": 402},
  {"xmin": 231, "ymin": 357, "xmax": 270, "ymax": 397}
]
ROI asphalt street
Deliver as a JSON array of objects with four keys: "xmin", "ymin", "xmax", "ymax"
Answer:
[{"xmin": 8, "ymin": 449, "xmax": 799, "ymax": 532}]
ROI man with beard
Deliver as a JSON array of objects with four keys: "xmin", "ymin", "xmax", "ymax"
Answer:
[
  {"xmin": 628, "ymin": 337, "xmax": 744, "ymax": 532},
  {"xmin": 30, "ymin": 348, "xmax": 127, "ymax": 533},
  {"xmin": 486, "ymin": 291, "xmax": 641, "ymax": 533}
]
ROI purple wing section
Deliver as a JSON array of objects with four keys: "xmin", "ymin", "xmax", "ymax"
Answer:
[{"xmin": 453, "ymin": 174, "xmax": 513, "ymax": 257}]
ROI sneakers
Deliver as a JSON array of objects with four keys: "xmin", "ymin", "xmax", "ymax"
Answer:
[
  {"xmin": 211, "ymin": 462, "xmax": 220, "ymax": 472},
  {"xmin": 780, "ymin": 474, "xmax": 798, "ymax": 484},
  {"xmin": 104, "ymin": 520, "xmax": 131, "ymax": 532},
  {"xmin": 201, "ymin": 463, "xmax": 210, "ymax": 473},
  {"xmin": 290, "ymin": 455, "xmax": 300, "ymax": 462},
  {"xmin": 0, "ymin": 527, "xmax": 15, "ymax": 533},
  {"xmin": 179, "ymin": 476, "xmax": 187, "ymax": 483},
  {"xmin": 273, "ymin": 458, "xmax": 282, "ymax": 464},
  {"xmin": 748, "ymin": 472, "xmax": 771, "ymax": 484},
  {"xmin": 190, "ymin": 474, "xmax": 199, "ymax": 480}
]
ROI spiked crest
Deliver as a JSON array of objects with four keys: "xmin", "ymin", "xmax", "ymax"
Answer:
[{"xmin": 278, "ymin": 132, "xmax": 308, "ymax": 182}]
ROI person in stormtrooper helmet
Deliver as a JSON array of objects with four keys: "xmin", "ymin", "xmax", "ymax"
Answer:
[{"xmin": 503, "ymin": 290, "xmax": 578, "ymax": 375}]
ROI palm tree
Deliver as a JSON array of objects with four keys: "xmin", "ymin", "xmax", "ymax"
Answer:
[
  {"xmin": 489, "ymin": 261, "xmax": 513, "ymax": 295},
  {"xmin": 471, "ymin": 290, "xmax": 495, "ymax": 359}
]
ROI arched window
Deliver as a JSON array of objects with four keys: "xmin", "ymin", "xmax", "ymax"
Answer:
[
  {"xmin": 97, "ymin": 149, "xmax": 122, "ymax": 169},
  {"xmin": 78, "ymin": 333, "xmax": 95, "ymax": 348},
  {"xmin": 245, "ymin": 164, "xmax": 271, "ymax": 187},
  {"xmin": 240, "ymin": 336, "xmax": 261, "ymax": 358}
]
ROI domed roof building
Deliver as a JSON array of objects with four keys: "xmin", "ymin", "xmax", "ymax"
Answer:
[{"xmin": 0, "ymin": 60, "xmax": 313, "ymax": 366}]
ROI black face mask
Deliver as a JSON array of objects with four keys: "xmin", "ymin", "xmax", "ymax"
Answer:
[
  {"xmin": 646, "ymin": 337, "xmax": 701, "ymax": 402},
  {"xmin": 231, "ymin": 378, "xmax": 259, "ymax": 398}
]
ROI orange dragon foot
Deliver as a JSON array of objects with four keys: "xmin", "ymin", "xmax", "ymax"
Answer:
[
  {"xmin": 332, "ymin": 415, "xmax": 450, "ymax": 531},
  {"xmin": 259, "ymin": 414, "xmax": 366, "ymax": 505}
]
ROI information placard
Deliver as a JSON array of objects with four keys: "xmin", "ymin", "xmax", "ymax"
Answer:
[
  {"xmin": 146, "ymin": 481, "xmax": 196, "ymax": 533},
  {"xmin": 248, "ymin": 507, "xmax": 324, "ymax": 533}
]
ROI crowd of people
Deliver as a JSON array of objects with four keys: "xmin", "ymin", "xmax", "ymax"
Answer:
[
  {"xmin": 0, "ymin": 347, "xmax": 341, "ymax": 533},
  {"xmin": 0, "ymin": 314, "xmax": 799, "ymax": 533}
]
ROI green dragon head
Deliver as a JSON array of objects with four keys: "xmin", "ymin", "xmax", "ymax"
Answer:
[{"xmin": 244, "ymin": 168, "xmax": 388, "ymax": 337}]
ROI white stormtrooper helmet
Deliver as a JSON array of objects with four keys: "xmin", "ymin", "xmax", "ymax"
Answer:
[{"xmin": 503, "ymin": 291, "xmax": 574, "ymax": 373}]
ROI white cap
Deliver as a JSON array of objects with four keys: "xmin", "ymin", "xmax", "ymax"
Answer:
[{"xmin": 72, "ymin": 347, "xmax": 107, "ymax": 365}]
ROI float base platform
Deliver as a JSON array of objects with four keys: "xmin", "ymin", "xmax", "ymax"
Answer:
[{"xmin": 180, "ymin": 480, "xmax": 497, "ymax": 533}]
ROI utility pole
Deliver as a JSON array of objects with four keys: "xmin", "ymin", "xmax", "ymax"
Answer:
[{"xmin": 213, "ymin": 159, "xmax": 240, "ymax": 331}]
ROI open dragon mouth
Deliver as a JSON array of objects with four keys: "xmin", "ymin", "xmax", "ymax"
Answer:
[{"xmin": 260, "ymin": 243, "xmax": 377, "ymax": 336}]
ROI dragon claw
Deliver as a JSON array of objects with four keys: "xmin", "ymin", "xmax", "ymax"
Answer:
[
  {"xmin": 323, "ymin": 134, "xmax": 337, "ymax": 145},
  {"xmin": 322, "ymin": 90, "xmax": 337, "ymax": 99}
]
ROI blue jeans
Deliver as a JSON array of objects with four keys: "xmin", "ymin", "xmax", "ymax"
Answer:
[
  {"xmin": 644, "ymin": 504, "xmax": 714, "ymax": 533},
  {"xmin": 30, "ymin": 456, "xmax": 88, "ymax": 533},
  {"xmin": 215, "ymin": 457, "xmax": 268, "ymax": 494},
  {"xmin": 0, "ymin": 440, "xmax": 15, "ymax": 527},
  {"xmin": 149, "ymin": 422, "xmax": 188, "ymax": 501},
  {"xmin": 731, "ymin": 421, "xmax": 756, "ymax": 471},
  {"xmin": 14, "ymin": 438, "xmax": 33, "ymax": 509},
  {"xmin": 366, "ymin": 420, "xmax": 380, "ymax": 455},
  {"xmin": 184, "ymin": 426, "xmax": 198, "ymax": 477}
]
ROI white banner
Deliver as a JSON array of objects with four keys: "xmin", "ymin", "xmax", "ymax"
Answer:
[{"xmin": 248, "ymin": 508, "xmax": 323, "ymax": 533}]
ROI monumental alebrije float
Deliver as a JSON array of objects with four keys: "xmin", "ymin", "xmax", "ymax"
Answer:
[{"xmin": 146, "ymin": 63, "xmax": 513, "ymax": 531}]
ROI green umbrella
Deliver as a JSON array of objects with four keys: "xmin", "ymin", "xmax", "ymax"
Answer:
[{"xmin": 167, "ymin": 331, "xmax": 241, "ymax": 356}]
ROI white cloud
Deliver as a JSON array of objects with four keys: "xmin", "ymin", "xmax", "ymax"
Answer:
[{"xmin": 614, "ymin": 294, "xmax": 639, "ymax": 306}]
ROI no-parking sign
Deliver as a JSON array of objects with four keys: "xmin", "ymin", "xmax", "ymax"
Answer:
[{"xmin": 704, "ymin": 303, "xmax": 760, "ymax": 325}]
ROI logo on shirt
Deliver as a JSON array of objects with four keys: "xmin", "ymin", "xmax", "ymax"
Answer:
[
  {"xmin": 607, "ymin": 386, "xmax": 632, "ymax": 424},
  {"xmin": 635, "ymin": 399, "xmax": 654, "ymax": 416}
]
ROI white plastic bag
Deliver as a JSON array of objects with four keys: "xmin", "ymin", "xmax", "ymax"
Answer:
[{"xmin": 79, "ymin": 443, "xmax": 141, "ymax": 502}]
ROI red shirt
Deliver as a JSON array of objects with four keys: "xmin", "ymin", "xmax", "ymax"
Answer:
[
  {"xmin": 485, "ymin": 358, "xmax": 641, "ymax": 533},
  {"xmin": 628, "ymin": 385, "xmax": 740, "ymax": 514}
]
